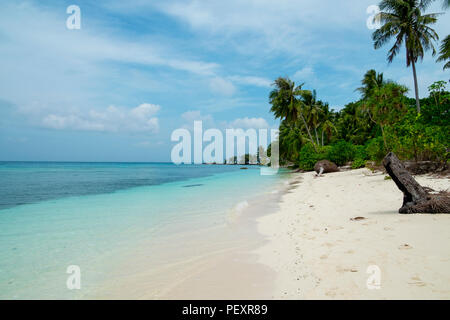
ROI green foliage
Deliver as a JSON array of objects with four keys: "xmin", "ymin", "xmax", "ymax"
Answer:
[
  {"xmin": 269, "ymin": 69, "xmax": 449, "ymax": 169},
  {"xmin": 366, "ymin": 137, "xmax": 386, "ymax": 161},
  {"xmin": 327, "ymin": 141, "xmax": 356, "ymax": 166},
  {"xmin": 373, "ymin": 0, "xmax": 440, "ymax": 112},
  {"xmin": 335, "ymin": 102, "xmax": 376, "ymax": 145},
  {"xmin": 437, "ymin": 34, "xmax": 450, "ymax": 70},
  {"xmin": 354, "ymin": 145, "xmax": 368, "ymax": 161},
  {"xmin": 362, "ymin": 82, "xmax": 409, "ymax": 127},
  {"xmin": 373, "ymin": 1, "xmax": 440, "ymax": 66},
  {"xmin": 298, "ymin": 144, "xmax": 330, "ymax": 171},
  {"xmin": 278, "ymin": 120, "xmax": 305, "ymax": 163},
  {"xmin": 351, "ymin": 158, "xmax": 366, "ymax": 169},
  {"xmin": 384, "ymin": 106, "xmax": 450, "ymax": 163}
]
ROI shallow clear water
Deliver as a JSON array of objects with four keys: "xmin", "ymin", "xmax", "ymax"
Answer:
[{"xmin": 0, "ymin": 162, "xmax": 284, "ymax": 299}]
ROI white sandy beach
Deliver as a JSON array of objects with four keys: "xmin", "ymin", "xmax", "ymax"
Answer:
[
  {"xmin": 90, "ymin": 168, "xmax": 450, "ymax": 300},
  {"xmin": 257, "ymin": 168, "xmax": 450, "ymax": 299}
]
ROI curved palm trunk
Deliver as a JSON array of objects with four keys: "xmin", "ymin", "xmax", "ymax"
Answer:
[
  {"xmin": 411, "ymin": 58, "xmax": 421, "ymax": 113},
  {"xmin": 314, "ymin": 127, "xmax": 320, "ymax": 146},
  {"xmin": 299, "ymin": 111, "xmax": 317, "ymax": 152}
]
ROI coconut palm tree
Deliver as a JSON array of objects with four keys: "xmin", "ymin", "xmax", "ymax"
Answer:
[
  {"xmin": 357, "ymin": 69, "xmax": 385, "ymax": 100},
  {"xmin": 300, "ymin": 90, "xmax": 323, "ymax": 146},
  {"xmin": 373, "ymin": 0, "xmax": 440, "ymax": 113},
  {"xmin": 278, "ymin": 120, "xmax": 307, "ymax": 162},
  {"xmin": 422, "ymin": 0, "xmax": 450, "ymax": 8},
  {"xmin": 269, "ymin": 77, "xmax": 318, "ymax": 151},
  {"xmin": 422, "ymin": 0, "xmax": 449, "ymax": 69},
  {"xmin": 437, "ymin": 35, "xmax": 450, "ymax": 69}
]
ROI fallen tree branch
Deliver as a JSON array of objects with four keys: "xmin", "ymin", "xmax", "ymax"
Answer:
[{"xmin": 382, "ymin": 152, "xmax": 450, "ymax": 214}]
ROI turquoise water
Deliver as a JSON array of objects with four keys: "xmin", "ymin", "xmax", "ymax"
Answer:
[{"xmin": 0, "ymin": 162, "xmax": 284, "ymax": 299}]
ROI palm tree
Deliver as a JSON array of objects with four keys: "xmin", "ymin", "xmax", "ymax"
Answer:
[
  {"xmin": 269, "ymin": 77, "xmax": 318, "ymax": 151},
  {"xmin": 422, "ymin": 0, "xmax": 450, "ymax": 8},
  {"xmin": 357, "ymin": 69, "xmax": 385, "ymax": 100},
  {"xmin": 319, "ymin": 107, "xmax": 337, "ymax": 146},
  {"xmin": 301, "ymin": 90, "xmax": 323, "ymax": 146},
  {"xmin": 437, "ymin": 35, "xmax": 450, "ymax": 69},
  {"xmin": 373, "ymin": 0, "xmax": 440, "ymax": 113},
  {"xmin": 278, "ymin": 120, "xmax": 307, "ymax": 162},
  {"xmin": 423, "ymin": 0, "xmax": 450, "ymax": 69}
]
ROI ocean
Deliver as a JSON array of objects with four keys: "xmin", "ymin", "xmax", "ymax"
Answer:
[{"xmin": 0, "ymin": 162, "xmax": 286, "ymax": 299}]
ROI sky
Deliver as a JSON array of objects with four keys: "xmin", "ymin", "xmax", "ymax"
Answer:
[{"xmin": 0, "ymin": 0, "xmax": 449, "ymax": 162}]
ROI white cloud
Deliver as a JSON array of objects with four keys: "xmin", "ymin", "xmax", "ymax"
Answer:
[
  {"xmin": 180, "ymin": 112, "xmax": 271, "ymax": 131},
  {"xmin": 228, "ymin": 76, "xmax": 272, "ymax": 88},
  {"xmin": 41, "ymin": 103, "xmax": 161, "ymax": 133},
  {"xmin": 209, "ymin": 77, "xmax": 237, "ymax": 96},
  {"xmin": 228, "ymin": 117, "xmax": 270, "ymax": 129},
  {"xmin": 293, "ymin": 67, "xmax": 315, "ymax": 82},
  {"xmin": 157, "ymin": 0, "xmax": 371, "ymax": 56},
  {"xmin": 181, "ymin": 110, "xmax": 215, "ymax": 128}
]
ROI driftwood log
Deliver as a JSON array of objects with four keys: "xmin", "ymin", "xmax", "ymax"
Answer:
[{"xmin": 383, "ymin": 152, "xmax": 450, "ymax": 214}]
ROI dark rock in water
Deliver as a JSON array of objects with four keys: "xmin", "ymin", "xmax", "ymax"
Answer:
[
  {"xmin": 182, "ymin": 184, "xmax": 204, "ymax": 188},
  {"xmin": 314, "ymin": 160, "xmax": 339, "ymax": 174},
  {"xmin": 240, "ymin": 167, "xmax": 248, "ymax": 170}
]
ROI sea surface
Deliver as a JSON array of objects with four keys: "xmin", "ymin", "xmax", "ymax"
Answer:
[{"xmin": 0, "ymin": 162, "xmax": 285, "ymax": 299}]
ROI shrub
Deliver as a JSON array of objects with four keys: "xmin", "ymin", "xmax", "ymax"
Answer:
[
  {"xmin": 351, "ymin": 158, "xmax": 366, "ymax": 169},
  {"xmin": 366, "ymin": 137, "xmax": 386, "ymax": 161},
  {"xmin": 328, "ymin": 141, "xmax": 356, "ymax": 166},
  {"xmin": 298, "ymin": 144, "xmax": 329, "ymax": 171},
  {"xmin": 354, "ymin": 145, "xmax": 368, "ymax": 160},
  {"xmin": 384, "ymin": 109, "xmax": 450, "ymax": 162}
]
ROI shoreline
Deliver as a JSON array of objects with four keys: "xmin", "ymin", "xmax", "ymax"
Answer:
[
  {"xmin": 256, "ymin": 168, "xmax": 450, "ymax": 299},
  {"xmin": 88, "ymin": 173, "xmax": 290, "ymax": 300}
]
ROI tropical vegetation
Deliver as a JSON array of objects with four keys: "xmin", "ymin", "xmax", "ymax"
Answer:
[{"xmin": 267, "ymin": 0, "xmax": 449, "ymax": 171}]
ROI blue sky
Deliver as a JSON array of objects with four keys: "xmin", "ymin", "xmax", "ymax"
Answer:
[{"xmin": 0, "ymin": 0, "xmax": 449, "ymax": 161}]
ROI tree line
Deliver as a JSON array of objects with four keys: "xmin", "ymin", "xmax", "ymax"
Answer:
[{"xmin": 269, "ymin": 0, "xmax": 449, "ymax": 170}]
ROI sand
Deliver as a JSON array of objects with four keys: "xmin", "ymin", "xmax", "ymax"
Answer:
[{"xmin": 256, "ymin": 168, "xmax": 450, "ymax": 299}]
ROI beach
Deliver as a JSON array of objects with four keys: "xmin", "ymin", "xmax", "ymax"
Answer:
[
  {"xmin": 257, "ymin": 168, "xmax": 450, "ymax": 299},
  {"xmin": 1, "ymin": 163, "xmax": 449, "ymax": 300}
]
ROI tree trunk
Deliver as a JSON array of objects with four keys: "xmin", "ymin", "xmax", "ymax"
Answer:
[
  {"xmin": 298, "ymin": 111, "xmax": 317, "ymax": 152},
  {"xmin": 314, "ymin": 127, "xmax": 320, "ymax": 146},
  {"xmin": 380, "ymin": 125, "xmax": 387, "ymax": 150},
  {"xmin": 382, "ymin": 152, "xmax": 450, "ymax": 214},
  {"xmin": 411, "ymin": 58, "xmax": 421, "ymax": 114}
]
